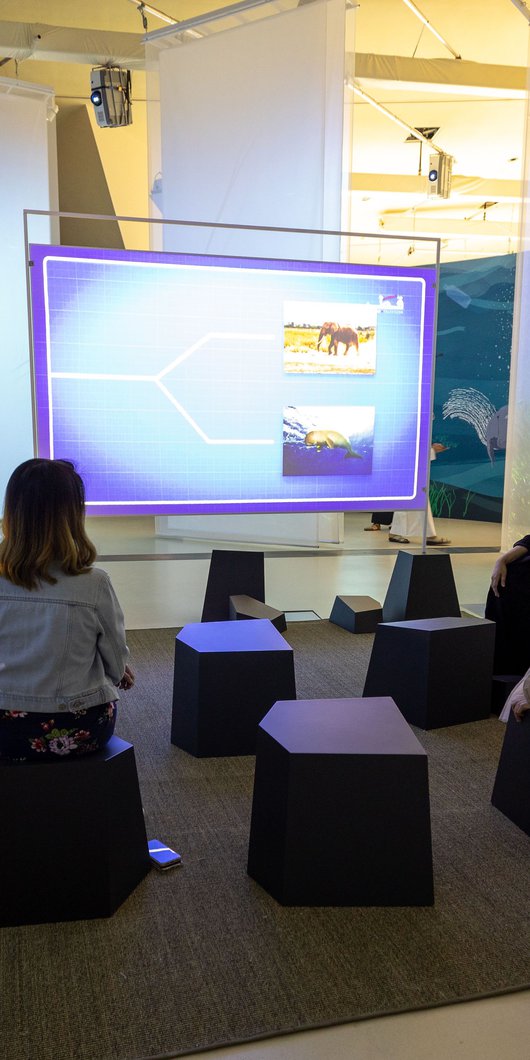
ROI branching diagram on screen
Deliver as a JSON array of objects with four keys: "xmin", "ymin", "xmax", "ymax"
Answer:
[{"xmin": 29, "ymin": 245, "xmax": 436, "ymax": 516}]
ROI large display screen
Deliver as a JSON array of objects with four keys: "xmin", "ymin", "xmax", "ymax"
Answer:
[{"xmin": 29, "ymin": 244, "xmax": 436, "ymax": 516}]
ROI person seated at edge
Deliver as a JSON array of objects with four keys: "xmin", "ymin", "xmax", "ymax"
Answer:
[
  {"xmin": 486, "ymin": 531, "xmax": 530, "ymax": 678},
  {"xmin": 0, "ymin": 458, "xmax": 134, "ymax": 761},
  {"xmin": 501, "ymin": 670, "xmax": 530, "ymax": 722}
]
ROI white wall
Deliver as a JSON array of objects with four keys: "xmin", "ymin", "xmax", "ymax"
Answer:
[{"xmin": 0, "ymin": 79, "xmax": 58, "ymax": 502}]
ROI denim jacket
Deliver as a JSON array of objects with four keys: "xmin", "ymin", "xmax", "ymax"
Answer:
[{"xmin": 0, "ymin": 565, "xmax": 129, "ymax": 712}]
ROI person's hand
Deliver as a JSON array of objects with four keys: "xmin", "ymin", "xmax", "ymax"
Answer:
[
  {"xmin": 491, "ymin": 559, "xmax": 508, "ymax": 597},
  {"xmin": 511, "ymin": 692, "xmax": 530, "ymax": 721},
  {"xmin": 432, "ymin": 442, "xmax": 449, "ymax": 454},
  {"xmin": 117, "ymin": 665, "xmax": 135, "ymax": 690}
]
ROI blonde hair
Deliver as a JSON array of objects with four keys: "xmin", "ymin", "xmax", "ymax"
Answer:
[{"xmin": 0, "ymin": 459, "xmax": 97, "ymax": 590}]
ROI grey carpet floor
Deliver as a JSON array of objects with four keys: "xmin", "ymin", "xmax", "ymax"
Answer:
[{"xmin": 1, "ymin": 622, "xmax": 529, "ymax": 1060}]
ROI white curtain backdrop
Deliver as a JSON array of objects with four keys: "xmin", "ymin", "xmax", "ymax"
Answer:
[
  {"xmin": 0, "ymin": 80, "xmax": 58, "ymax": 502},
  {"xmin": 155, "ymin": 0, "xmax": 346, "ymax": 260}
]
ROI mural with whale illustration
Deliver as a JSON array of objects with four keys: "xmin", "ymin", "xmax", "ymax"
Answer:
[{"xmin": 431, "ymin": 254, "xmax": 515, "ymax": 522}]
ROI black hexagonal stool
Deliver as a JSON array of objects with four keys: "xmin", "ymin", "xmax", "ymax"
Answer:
[
  {"xmin": 247, "ymin": 696, "xmax": 434, "ymax": 906},
  {"xmin": 363, "ymin": 617, "xmax": 495, "ymax": 729},
  {"xmin": 229, "ymin": 594, "xmax": 287, "ymax": 633},
  {"xmin": 329, "ymin": 595, "xmax": 382, "ymax": 633},
  {"xmin": 171, "ymin": 619, "xmax": 296, "ymax": 756},
  {"xmin": 0, "ymin": 736, "xmax": 150, "ymax": 926}
]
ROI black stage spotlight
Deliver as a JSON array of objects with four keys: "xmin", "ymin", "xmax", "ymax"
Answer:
[{"xmin": 90, "ymin": 67, "xmax": 132, "ymax": 128}]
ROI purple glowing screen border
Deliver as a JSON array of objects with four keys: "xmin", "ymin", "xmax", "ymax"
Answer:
[{"xmin": 29, "ymin": 243, "xmax": 436, "ymax": 516}]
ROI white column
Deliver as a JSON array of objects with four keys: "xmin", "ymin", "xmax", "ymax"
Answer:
[{"xmin": 501, "ymin": 38, "xmax": 530, "ymax": 548}]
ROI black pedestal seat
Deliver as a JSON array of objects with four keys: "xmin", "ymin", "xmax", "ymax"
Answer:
[
  {"xmin": 247, "ymin": 696, "xmax": 434, "ymax": 906},
  {"xmin": 363, "ymin": 616, "xmax": 495, "ymax": 730},
  {"xmin": 229, "ymin": 594, "xmax": 287, "ymax": 633},
  {"xmin": 171, "ymin": 619, "xmax": 296, "ymax": 757},
  {"xmin": 491, "ymin": 710, "xmax": 530, "ymax": 837},
  {"xmin": 0, "ymin": 736, "xmax": 150, "ymax": 926},
  {"xmin": 201, "ymin": 549, "xmax": 265, "ymax": 622},
  {"xmin": 329, "ymin": 595, "xmax": 382, "ymax": 633},
  {"xmin": 364, "ymin": 619, "xmax": 491, "ymax": 733}
]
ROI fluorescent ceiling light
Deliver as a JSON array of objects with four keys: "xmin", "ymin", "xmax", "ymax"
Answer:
[
  {"xmin": 401, "ymin": 0, "xmax": 461, "ymax": 60},
  {"xmin": 355, "ymin": 77, "xmax": 527, "ymax": 100}
]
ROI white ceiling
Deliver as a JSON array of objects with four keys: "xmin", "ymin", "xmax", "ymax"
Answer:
[
  {"xmin": 346, "ymin": 0, "xmax": 530, "ymax": 261},
  {"xmin": 1, "ymin": 0, "xmax": 528, "ymax": 261}
]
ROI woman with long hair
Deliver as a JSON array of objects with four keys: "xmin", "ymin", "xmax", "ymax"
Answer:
[{"xmin": 0, "ymin": 458, "xmax": 133, "ymax": 760}]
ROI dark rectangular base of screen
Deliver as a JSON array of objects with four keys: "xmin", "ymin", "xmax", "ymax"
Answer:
[{"xmin": 383, "ymin": 551, "xmax": 460, "ymax": 623}]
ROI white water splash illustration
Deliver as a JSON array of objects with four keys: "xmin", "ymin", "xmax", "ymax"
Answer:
[{"xmin": 442, "ymin": 387, "xmax": 496, "ymax": 446}]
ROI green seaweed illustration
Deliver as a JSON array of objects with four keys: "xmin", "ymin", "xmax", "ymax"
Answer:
[{"xmin": 429, "ymin": 480, "xmax": 457, "ymax": 517}]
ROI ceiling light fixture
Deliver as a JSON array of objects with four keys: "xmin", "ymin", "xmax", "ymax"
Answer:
[
  {"xmin": 354, "ymin": 76, "xmax": 527, "ymax": 100},
  {"xmin": 401, "ymin": 0, "xmax": 462, "ymax": 60},
  {"xmin": 346, "ymin": 80, "xmax": 444, "ymax": 152}
]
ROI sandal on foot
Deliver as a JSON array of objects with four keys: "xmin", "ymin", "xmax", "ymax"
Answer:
[
  {"xmin": 364, "ymin": 524, "xmax": 381, "ymax": 531},
  {"xmin": 426, "ymin": 536, "xmax": 451, "ymax": 545},
  {"xmin": 389, "ymin": 534, "xmax": 409, "ymax": 544}
]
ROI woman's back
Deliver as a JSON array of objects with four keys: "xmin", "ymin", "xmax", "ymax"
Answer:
[
  {"xmin": 0, "ymin": 564, "xmax": 127, "ymax": 712},
  {"xmin": 0, "ymin": 459, "xmax": 131, "ymax": 760}
]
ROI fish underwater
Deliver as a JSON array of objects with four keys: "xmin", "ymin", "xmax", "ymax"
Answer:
[{"xmin": 304, "ymin": 429, "xmax": 361, "ymax": 458}]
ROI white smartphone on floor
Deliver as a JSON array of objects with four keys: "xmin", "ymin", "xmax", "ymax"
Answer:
[{"xmin": 148, "ymin": 839, "xmax": 182, "ymax": 870}]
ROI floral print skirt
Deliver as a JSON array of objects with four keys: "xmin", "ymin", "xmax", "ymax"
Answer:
[{"xmin": 0, "ymin": 702, "xmax": 117, "ymax": 762}]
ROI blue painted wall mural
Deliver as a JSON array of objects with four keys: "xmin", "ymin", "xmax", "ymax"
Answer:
[{"xmin": 431, "ymin": 253, "xmax": 515, "ymax": 522}]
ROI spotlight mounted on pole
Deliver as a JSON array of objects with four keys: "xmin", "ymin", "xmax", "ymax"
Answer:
[
  {"xmin": 90, "ymin": 67, "xmax": 132, "ymax": 128},
  {"xmin": 427, "ymin": 152, "xmax": 453, "ymax": 198}
]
